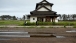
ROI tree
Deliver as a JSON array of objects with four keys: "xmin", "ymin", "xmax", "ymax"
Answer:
[
  {"xmin": 62, "ymin": 14, "xmax": 67, "ymax": 20},
  {"xmin": 67, "ymin": 14, "xmax": 70, "ymax": 20},
  {"xmin": 58, "ymin": 14, "xmax": 62, "ymax": 20},
  {"xmin": 72, "ymin": 14, "xmax": 76, "ymax": 20},
  {"xmin": 0, "ymin": 15, "xmax": 12, "ymax": 20},
  {"xmin": 12, "ymin": 16, "xmax": 17, "ymax": 20},
  {"xmin": 23, "ymin": 15, "xmax": 26, "ymax": 20}
]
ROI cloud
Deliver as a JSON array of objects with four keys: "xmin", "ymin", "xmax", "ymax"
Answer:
[{"xmin": 0, "ymin": 0, "xmax": 76, "ymax": 17}]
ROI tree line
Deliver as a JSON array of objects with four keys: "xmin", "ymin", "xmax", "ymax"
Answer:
[
  {"xmin": 59, "ymin": 14, "xmax": 76, "ymax": 21},
  {"xmin": 0, "ymin": 15, "xmax": 26, "ymax": 20},
  {"xmin": 0, "ymin": 15, "xmax": 17, "ymax": 20}
]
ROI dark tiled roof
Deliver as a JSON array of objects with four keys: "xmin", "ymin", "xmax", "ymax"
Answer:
[
  {"xmin": 39, "ymin": 0, "xmax": 53, "ymax": 5},
  {"xmin": 30, "ymin": 11, "xmax": 59, "ymax": 17},
  {"xmin": 29, "ymin": 0, "xmax": 59, "ymax": 17},
  {"xmin": 36, "ymin": 0, "xmax": 53, "ymax": 9},
  {"xmin": 29, "ymin": 15, "xmax": 59, "ymax": 17},
  {"xmin": 30, "ymin": 11, "xmax": 57, "ymax": 15}
]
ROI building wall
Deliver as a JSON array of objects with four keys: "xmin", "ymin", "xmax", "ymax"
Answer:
[
  {"xmin": 30, "ymin": 17, "xmax": 58, "ymax": 22},
  {"xmin": 30, "ymin": 17, "xmax": 37, "ymax": 22},
  {"xmin": 38, "ymin": 5, "xmax": 52, "ymax": 11},
  {"xmin": 43, "ymin": 18, "xmax": 46, "ymax": 22},
  {"xmin": 38, "ymin": 7, "xmax": 48, "ymax": 11},
  {"xmin": 45, "ymin": 5, "xmax": 52, "ymax": 10},
  {"xmin": 50, "ymin": 18, "xmax": 52, "ymax": 22},
  {"xmin": 55, "ymin": 18, "xmax": 58, "ymax": 23}
]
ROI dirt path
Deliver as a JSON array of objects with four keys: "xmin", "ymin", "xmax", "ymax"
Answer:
[{"xmin": 0, "ymin": 28, "xmax": 76, "ymax": 43}]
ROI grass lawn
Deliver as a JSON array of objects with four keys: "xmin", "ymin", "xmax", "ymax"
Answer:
[
  {"xmin": 0, "ymin": 20, "xmax": 76, "ymax": 26},
  {"xmin": 59, "ymin": 20, "xmax": 76, "ymax": 23},
  {"xmin": 0, "ymin": 20, "xmax": 24, "ymax": 26}
]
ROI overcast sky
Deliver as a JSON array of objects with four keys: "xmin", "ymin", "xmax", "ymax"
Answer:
[{"xmin": 0, "ymin": 0, "xmax": 76, "ymax": 17}]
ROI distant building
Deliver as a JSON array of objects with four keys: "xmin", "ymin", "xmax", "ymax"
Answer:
[{"xmin": 28, "ymin": 0, "xmax": 59, "ymax": 22}]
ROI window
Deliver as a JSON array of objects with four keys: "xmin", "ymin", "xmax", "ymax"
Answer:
[{"xmin": 33, "ymin": 18, "xmax": 35, "ymax": 20}]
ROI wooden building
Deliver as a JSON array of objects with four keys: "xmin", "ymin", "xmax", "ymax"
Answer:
[{"xmin": 29, "ymin": 0, "xmax": 59, "ymax": 22}]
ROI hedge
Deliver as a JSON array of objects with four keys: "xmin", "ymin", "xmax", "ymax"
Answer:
[{"xmin": 21, "ymin": 21, "xmax": 76, "ymax": 26}]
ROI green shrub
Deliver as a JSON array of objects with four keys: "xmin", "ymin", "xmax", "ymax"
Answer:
[
  {"xmin": 37, "ymin": 22, "xmax": 52, "ymax": 25},
  {"xmin": 22, "ymin": 22, "xmax": 75, "ymax": 26},
  {"xmin": 73, "ymin": 25, "xmax": 76, "ymax": 28},
  {"xmin": 23, "ymin": 22, "xmax": 36, "ymax": 26},
  {"xmin": 64, "ymin": 25, "xmax": 66, "ymax": 28},
  {"xmin": 55, "ymin": 22, "xmax": 75, "ymax": 26},
  {"xmin": 22, "ymin": 22, "xmax": 53, "ymax": 26}
]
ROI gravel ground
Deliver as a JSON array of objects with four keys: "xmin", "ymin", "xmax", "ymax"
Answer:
[{"xmin": 0, "ymin": 27, "xmax": 76, "ymax": 43}]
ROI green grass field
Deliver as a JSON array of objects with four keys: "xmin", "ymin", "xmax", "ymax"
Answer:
[
  {"xmin": 0, "ymin": 20, "xmax": 76, "ymax": 26},
  {"xmin": 0, "ymin": 20, "xmax": 24, "ymax": 26}
]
